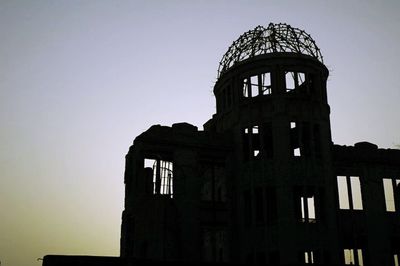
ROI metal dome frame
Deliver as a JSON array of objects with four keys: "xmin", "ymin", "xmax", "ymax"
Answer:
[{"xmin": 217, "ymin": 23, "xmax": 323, "ymax": 78}]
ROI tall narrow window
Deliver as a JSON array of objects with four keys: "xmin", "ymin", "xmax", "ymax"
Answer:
[
  {"xmin": 300, "ymin": 196, "xmax": 316, "ymax": 223},
  {"xmin": 243, "ymin": 72, "xmax": 272, "ymax": 97},
  {"xmin": 304, "ymin": 251, "xmax": 314, "ymax": 264},
  {"xmin": 243, "ymin": 125, "xmax": 261, "ymax": 160},
  {"xmin": 243, "ymin": 78, "xmax": 250, "ymax": 97},
  {"xmin": 394, "ymin": 254, "xmax": 399, "ymax": 266},
  {"xmin": 290, "ymin": 122, "xmax": 301, "ymax": 157},
  {"xmin": 251, "ymin": 75, "xmax": 259, "ymax": 97},
  {"xmin": 145, "ymin": 158, "xmax": 173, "ymax": 198},
  {"xmin": 337, "ymin": 176, "xmax": 363, "ymax": 210},
  {"xmin": 344, "ymin": 249, "xmax": 363, "ymax": 266},
  {"xmin": 252, "ymin": 126, "xmax": 260, "ymax": 158},
  {"xmin": 285, "ymin": 71, "xmax": 305, "ymax": 92},
  {"xmin": 350, "ymin": 177, "xmax": 363, "ymax": 210},
  {"xmin": 383, "ymin": 178, "xmax": 399, "ymax": 212},
  {"xmin": 261, "ymin": 73, "xmax": 271, "ymax": 95},
  {"xmin": 337, "ymin": 176, "xmax": 350, "ymax": 209}
]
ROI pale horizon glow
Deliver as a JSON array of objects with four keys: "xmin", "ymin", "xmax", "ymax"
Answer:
[{"xmin": 1, "ymin": 1, "xmax": 400, "ymax": 266}]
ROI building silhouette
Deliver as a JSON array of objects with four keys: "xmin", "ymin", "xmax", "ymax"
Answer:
[{"xmin": 44, "ymin": 23, "xmax": 400, "ymax": 266}]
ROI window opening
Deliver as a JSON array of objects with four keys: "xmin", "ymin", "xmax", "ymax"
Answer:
[
  {"xmin": 252, "ymin": 126, "xmax": 260, "ymax": 158},
  {"xmin": 304, "ymin": 251, "xmax": 314, "ymax": 264},
  {"xmin": 290, "ymin": 121, "xmax": 301, "ymax": 157},
  {"xmin": 251, "ymin": 75, "xmax": 259, "ymax": 97},
  {"xmin": 242, "ymin": 128, "xmax": 250, "ymax": 161},
  {"xmin": 350, "ymin": 177, "xmax": 363, "ymax": 210},
  {"xmin": 383, "ymin": 178, "xmax": 399, "ymax": 212},
  {"xmin": 243, "ymin": 72, "xmax": 272, "ymax": 97},
  {"xmin": 243, "ymin": 125, "xmax": 261, "ymax": 160},
  {"xmin": 285, "ymin": 71, "xmax": 306, "ymax": 92},
  {"xmin": 243, "ymin": 78, "xmax": 250, "ymax": 97},
  {"xmin": 145, "ymin": 158, "xmax": 173, "ymax": 198},
  {"xmin": 344, "ymin": 249, "xmax": 363, "ymax": 266},
  {"xmin": 394, "ymin": 254, "xmax": 399, "ymax": 266},
  {"xmin": 337, "ymin": 176, "xmax": 363, "ymax": 210},
  {"xmin": 203, "ymin": 229, "xmax": 226, "ymax": 262},
  {"xmin": 337, "ymin": 176, "xmax": 350, "ymax": 209},
  {"xmin": 301, "ymin": 196, "xmax": 316, "ymax": 223},
  {"xmin": 261, "ymin": 73, "xmax": 272, "ymax": 95},
  {"xmin": 253, "ymin": 125, "xmax": 259, "ymax": 134}
]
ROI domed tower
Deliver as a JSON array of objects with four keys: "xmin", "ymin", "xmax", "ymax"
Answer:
[{"xmin": 205, "ymin": 23, "xmax": 340, "ymax": 264}]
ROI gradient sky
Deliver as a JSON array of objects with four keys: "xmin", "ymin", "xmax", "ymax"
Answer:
[{"xmin": 1, "ymin": 1, "xmax": 399, "ymax": 266}]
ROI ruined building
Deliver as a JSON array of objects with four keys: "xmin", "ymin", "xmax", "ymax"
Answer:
[
  {"xmin": 42, "ymin": 23, "xmax": 400, "ymax": 266},
  {"xmin": 119, "ymin": 23, "xmax": 400, "ymax": 265}
]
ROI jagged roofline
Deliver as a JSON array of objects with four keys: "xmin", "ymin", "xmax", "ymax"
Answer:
[{"xmin": 217, "ymin": 23, "xmax": 324, "ymax": 78}]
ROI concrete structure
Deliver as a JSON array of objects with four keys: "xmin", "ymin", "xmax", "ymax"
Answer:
[
  {"xmin": 120, "ymin": 23, "xmax": 400, "ymax": 265},
  {"xmin": 43, "ymin": 23, "xmax": 400, "ymax": 266}
]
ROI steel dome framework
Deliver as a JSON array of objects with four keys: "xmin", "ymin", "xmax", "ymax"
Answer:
[{"xmin": 217, "ymin": 23, "xmax": 324, "ymax": 78}]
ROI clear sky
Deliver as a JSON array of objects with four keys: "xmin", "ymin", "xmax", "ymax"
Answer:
[{"xmin": 1, "ymin": 1, "xmax": 399, "ymax": 265}]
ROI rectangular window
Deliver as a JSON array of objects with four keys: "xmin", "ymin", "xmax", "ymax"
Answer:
[
  {"xmin": 285, "ymin": 71, "xmax": 305, "ymax": 92},
  {"xmin": 394, "ymin": 254, "xmax": 399, "ymax": 266},
  {"xmin": 337, "ymin": 176, "xmax": 350, "ymax": 209},
  {"xmin": 383, "ymin": 178, "xmax": 399, "ymax": 212},
  {"xmin": 252, "ymin": 126, "xmax": 260, "ymax": 158},
  {"xmin": 304, "ymin": 251, "xmax": 314, "ymax": 264},
  {"xmin": 243, "ymin": 72, "xmax": 272, "ymax": 97},
  {"xmin": 290, "ymin": 121, "xmax": 301, "ymax": 157},
  {"xmin": 300, "ymin": 195, "xmax": 316, "ymax": 223},
  {"xmin": 344, "ymin": 249, "xmax": 363, "ymax": 266},
  {"xmin": 251, "ymin": 75, "xmax": 259, "ymax": 97},
  {"xmin": 243, "ymin": 78, "xmax": 250, "ymax": 97},
  {"xmin": 337, "ymin": 176, "xmax": 363, "ymax": 210},
  {"xmin": 261, "ymin": 73, "xmax": 271, "ymax": 95},
  {"xmin": 243, "ymin": 126, "xmax": 261, "ymax": 160},
  {"xmin": 145, "ymin": 158, "xmax": 173, "ymax": 198},
  {"xmin": 351, "ymin": 176, "xmax": 363, "ymax": 210}
]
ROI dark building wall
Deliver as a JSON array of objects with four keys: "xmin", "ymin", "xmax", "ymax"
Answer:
[
  {"xmin": 119, "ymin": 50, "xmax": 400, "ymax": 265},
  {"xmin": 120, "ymin": 123, "xmax": 232, "ymax": 262},
  {"xmin": 208, "ymin": 53, "xmax": 341, "ymax": 265},
  {"xmin": 42, "ymin": 23, "xmax": 400, "ymax": 266},
  {"xmin": 333, "ymin": 142, "xmax": 400, "ymax": 265}
]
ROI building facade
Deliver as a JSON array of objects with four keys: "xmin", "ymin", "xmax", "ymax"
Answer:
[{"xmin": 120, "ymin": 23, "xmax": 400, "ymax": 265}]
